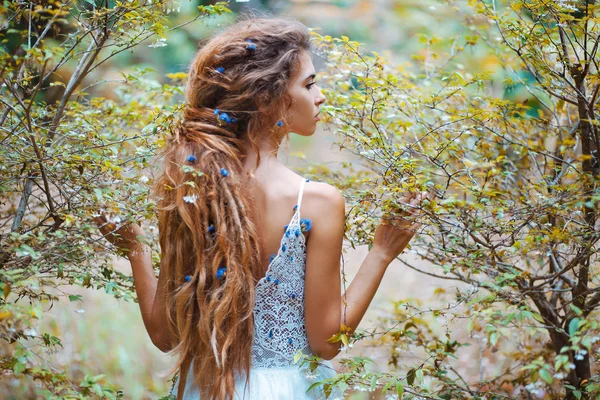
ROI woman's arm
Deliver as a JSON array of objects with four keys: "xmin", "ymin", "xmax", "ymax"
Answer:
[
  {"xmin": 127, "ymin": 245, "xmax": 174, "ymax": 353},
  {"xmin": 303, "ymin": 185, "xmax": 425, "ymax": 360},
  {"xmin": 95, "ymin": 217, "xmax": 173, "ymax": 353}
]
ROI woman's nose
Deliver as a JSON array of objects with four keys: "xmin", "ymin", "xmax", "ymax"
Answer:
[{"xmin": 315, "ymin": 88, "xmax": 326, "ymax": 105}]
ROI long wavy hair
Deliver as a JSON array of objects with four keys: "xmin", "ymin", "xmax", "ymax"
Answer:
[{"xmin": 152, "ymin": 18, "xmax": 311, "ymax": 400}]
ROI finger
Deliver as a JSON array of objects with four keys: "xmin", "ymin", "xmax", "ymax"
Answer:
[
  {"xmin": 94, "ymin": 216, "xmax": 110, "ymax": 231},
  {"xmin": 393, "ymin": 196, "xmax": 416, "ymax": 214},
  {"xmin": 97, "ymin": 219, "xmax": 117, "ymax": 233},
  {"xmin": 396, "ymin": 221, "xmax": 421, "ymax": 233},
  {"xmin": 408, "ymin": 192, "xmax": 428, "ymax": 209}
]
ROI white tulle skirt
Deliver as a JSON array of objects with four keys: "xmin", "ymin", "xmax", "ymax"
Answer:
[{"xmin": 171, "ymin": 360, "xmax": 342, "ymax": 400}]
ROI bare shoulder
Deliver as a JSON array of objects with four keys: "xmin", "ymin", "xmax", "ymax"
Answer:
[
  {"xmin": 304, "ymin": 182, "xmax": 345, "ymax": 210},
  {"xmin": 302, "ymin": 182, "xmax": 345, "ymax": 227}
]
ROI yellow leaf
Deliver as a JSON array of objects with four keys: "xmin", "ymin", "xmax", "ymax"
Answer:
[
  {"xmin": 166, "ymin": 72, "xmax": 188, "ymax": 81},
  {"xmin": 0, "ymin": 311, "xmax": 12, "ymax": 321},
  {"xmin": 326, "ymin": 333, "xmax": 341, "ymax": 343},
  {"xmin": 341, "ymin": 333, "xmax": 349, "ymax": 347}
]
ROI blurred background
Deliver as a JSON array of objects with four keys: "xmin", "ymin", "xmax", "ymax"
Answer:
[{"xmin": 3, "ymin": 0, "xmax": 503, "ymax": 398}]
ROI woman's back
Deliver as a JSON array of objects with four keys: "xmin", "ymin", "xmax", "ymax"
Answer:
[
  {"xmin": 245, "ymin": 158, "xmax": 310, "ymax": 274},
  {"xmin": 174, "ymin": 163, "xmax": 341, "ymax": 399}
]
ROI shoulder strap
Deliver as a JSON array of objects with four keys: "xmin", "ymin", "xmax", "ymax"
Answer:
[{"xmin": 296, "ymin": 179, "xmax": 307, "ymax": 211}]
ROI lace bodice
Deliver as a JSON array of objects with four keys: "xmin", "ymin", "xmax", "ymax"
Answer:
[{"xmin": 251, "ymin": 179, "xmax": 312, "ymax": 368}]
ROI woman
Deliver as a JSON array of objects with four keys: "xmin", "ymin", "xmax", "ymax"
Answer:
[{"xmin": 96, "ymin": 18, "xmax": 426, "ymax": 400}]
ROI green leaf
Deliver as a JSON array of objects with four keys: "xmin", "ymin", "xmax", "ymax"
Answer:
[
  {"xmin": 415, "ymin": 368, "xmax": 424, "ymax": 383},
  {"xmin": 406, "ymin": 368, "xmax": 416, "ymax": 386},
  {"xmin": 306, "ymin": 382, "xmax": 323, "ymax": 393},
  {"xmin": 13, "ymin": 361, "xmax": 26, "ymax": 374},
  {"xmin": 531, "ymin": 312, "xmax": 545, "ymax": 323},
  {"xmin": 396, "ymin": 381, "xmax": 405, "ymax": 398},
  {"xmin": 490, "ymin": 332, "xmax": 499, "ymax": 346},
  {"xmin": 293, "ymin": 352, "xmax": 302, "ymax": 364},
  {"xmin": 69, "ymin": 294, "xmax": 83, "ymax": 302},
  {"xmin": 370, "ymin": 375, "xmax": 378, "ymax": 391},
  {"xmin": 382, "ymin": 381, "xmax": 393, "ymax": 392},
  {"xmin": 569, "ymin": 318, "xmax": 580, "ymax": 336},
  {"xmin": 539, "ymin": 369, "xmax": 553, "ymax": 385},
  {"xmin": 467, "ymin": 318, "xmax": 475, "ymax": 332},
  {"xmin": 92, "ymin": 383, "xmax": 104, "ymax": 397},
  {"xmin": 570, "ymin": 305, "xmax": 583, "ymax": 316}
]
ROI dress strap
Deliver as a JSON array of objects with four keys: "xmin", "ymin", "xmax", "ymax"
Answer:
[{"xmin": 296, "ymin": 179, "xmax": 307, "ymax": 211}]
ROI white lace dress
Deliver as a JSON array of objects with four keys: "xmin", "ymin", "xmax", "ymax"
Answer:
[{"xmin": 172, "ymin": 180, "xmax": 341, "ymax": 399}]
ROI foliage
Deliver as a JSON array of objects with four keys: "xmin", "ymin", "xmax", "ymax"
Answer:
[
  {"xmin": 310, "ymin": 0, "xmax": 600, "ymax": 398},
  {"xmin": 0, "ymin": 1, "xmax": 229, "ymax": 397},
  {"xmin": 3, "ymin": 0, "xmax": 600, "ymax": 399}
]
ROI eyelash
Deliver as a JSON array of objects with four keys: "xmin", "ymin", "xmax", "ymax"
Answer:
[{"xmin": 306, "ymin": 82, "xmax": 316, "ymax": 90}]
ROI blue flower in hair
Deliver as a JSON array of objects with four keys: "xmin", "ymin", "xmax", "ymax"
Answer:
[
  {"xmin": 300, "ymin": 218, "xmax": 312, "ymax": 233},
  {"xmin": 246, "ymin": 39, "xmax": 256, "ymax": 51},
  {"xmin": 214, "ymin": 109, "xmax": 219, "ymax": 115},
  {"xmin": 231, "ymin": 117, "xmax": 237, "ymax": 124},
  {"xmin": 186, "ymin": 154, "xmax": 197, "ymax": 163},
  {"xmin": 220, "ymin": 168, "xmax": 229, "ymax": 177},
  {"xmin": 208, "ymin": 224, "xmax": 215, "ymax": 234},
  {"xmin": 219, "ymin": 112, "xmax": 231, "ymax": 124},
  {"xmin": 216, "ymin": 267, "xmax": 227, "ymax": 279},
  {"xmin": 184, "ymin": 275, "xmax": 192, "ymax": 282},
  {"xmin": 276, "ymin": 120, "xmax": 284, "ymax": 127},
  {"xmin": 216, "ymin": 66, "xmax": 225, "ymax": 73}
]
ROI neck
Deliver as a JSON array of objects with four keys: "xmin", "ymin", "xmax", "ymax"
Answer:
[{"xmin": 242, "ymin": 137, "xmax": 280, "ymax": 171}]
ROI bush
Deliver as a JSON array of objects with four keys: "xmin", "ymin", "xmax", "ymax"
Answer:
[
  {"xmin": 0, "ymin": 1, "xmax": 228, "ymax": 397},
  {"xmin": 310, "ymin": 0, "xmax": 600, "ymax": 398}
]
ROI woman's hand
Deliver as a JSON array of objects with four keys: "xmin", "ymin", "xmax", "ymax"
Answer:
[
  {"xmin": 372, "ymin": 191, "xmax": 428, "ymax": 264},
  {"xmin": 94, "ymin": 213, "xmax": 147, "ymax": 259}
]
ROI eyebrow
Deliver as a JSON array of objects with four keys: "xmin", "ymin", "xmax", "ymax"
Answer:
[{"xmin": 304, "ymin": 73, "xmax": 316, "ymax": 81}]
